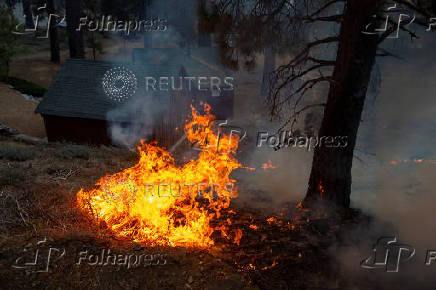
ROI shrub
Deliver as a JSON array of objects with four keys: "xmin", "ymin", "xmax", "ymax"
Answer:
[
  {"xmin": 0, "ymin": 144, "xmax": 35, "ymax": 161},
  {"xmin": 55, "ymin": 144, "xmax": 90, "ymax": 160},
  {"xmin": 0, "ymin": 76, "xmax": 47, "ymax": 98}
]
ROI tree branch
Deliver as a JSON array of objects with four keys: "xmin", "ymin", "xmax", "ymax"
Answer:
[
  {"xmin": 376, "ymin": 48, "xmax": 405, "ymax": 60},
  {"xmin": 308, "ymin": 0, "xmax": 344, "ymax": 18},
  {"xmin": 302, "ymin": 14, "xmax": 343, "ymax": 23}
]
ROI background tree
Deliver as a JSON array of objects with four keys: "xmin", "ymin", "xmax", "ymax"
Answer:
[
  {"xmin": 0, "ymin": 6, "xmax": 22, "ymax": 76},
  {"xmin": 65, "ymin": 0, "xmax": 84, "ymax": 58},
  {"xmin": 22, "ymin": 0, "xmax": 34, "ymax": 29},
  {"xmin": 198, "ymin": 0, "xmax": 213, "ymax": 47},
  {"xmin": 5, "ymin": 0, "xmax": 18, "ymax": 9},
  {"xmin": 100, "ymin": 0, "xmax": 138, "ymax": 21},
  {"xmin": 84, "ymin": 0, "xmax": 104, "ymax": 60},
  {"xmin": 33, "ymin": 0, "xmax": 61, "ymax": 62},
  {"xmin": 204, "ymin": 0, "xmax": 306, "ymax": 97},
  {"xmin": 213, "ymin": 0, "xmax": 435, "ymax": 211},
  {"xmin": 100, "ymin": 0, "xmax": 145, "ymax": 47},
  {"xmin": 165, "ymin": 0, "xmax": 197, "ymax": 49},
  {"xmin": 47, "ymin": 0, "xmax": 60, "ymax": 62}
]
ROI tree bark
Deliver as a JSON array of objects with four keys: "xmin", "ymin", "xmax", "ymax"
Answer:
[
  {"xmin": 303, "ymin": 0, "xmax": 380, "ymax": 209},
  {"xmin": 261, "ymin": 47, "xmax": 276, "ymax": 99},
  {"xmin": 47, "ymin": 0, "xmax": 60, "ymax": 63},
  {"xmin": 22, "ymin": 0, "xmax": 34, "ymax": 29},
  {"xmin": 65, "ymin": 0, "xmax": 85, "ymax": 59}
]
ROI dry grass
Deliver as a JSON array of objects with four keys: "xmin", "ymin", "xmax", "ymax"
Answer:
[
  {"xmin": 0, "ymin": 144, "xmax": 35, "ymax": 161},
  {"xmin": 0, "ymin": 137, "xmax": 253, "ymax": 289},
  {"xmin": 0, "ymin": 167, "xmax": 24, "ymax": 186},
  {"xmin": 55, "ymin": 144, "xmax": 91, "ymax": 160}
]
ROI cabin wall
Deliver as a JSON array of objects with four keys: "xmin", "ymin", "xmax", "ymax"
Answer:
[{"xmin": 43, "ymin": 115, "xmax": 111, "ymax": 145}]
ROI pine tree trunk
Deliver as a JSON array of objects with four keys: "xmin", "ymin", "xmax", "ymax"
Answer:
[
  {"xmin": 65, "ymin": 0, "xmax": 84, "ymax": 59},
  {"xmin": 261, "ymin": 47, "xmax": 276, "ymax": 99},
  {"xmin": 22, "ymin": 0, "xmax": 34, "ymax": 29},
  {"xmin": 47, "ymin": 0, "xmax": 60, "ymax": 63},
  {"xmin": 5, "ymin": 59, "xmax": 10, "ymax": 77},
  {"xmin": 303, "ymin": 0, "xmax": 380, "ymax": 209}
]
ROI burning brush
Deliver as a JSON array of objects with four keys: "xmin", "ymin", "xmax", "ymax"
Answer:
[{"xmin": 76, "ymin": 104, "xmax": 243, "ymax": 248}]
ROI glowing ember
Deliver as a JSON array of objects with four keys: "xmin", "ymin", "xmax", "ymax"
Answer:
[
  {"xmin": 297, "ymin": 202, "xmax": 311, "ymax": 212},
  {"xmin": 266, "ymin": 217, "xmax": 277, "ymax": 224},
  {"xmin": 262, "ymin": 260, "xmax": 278, "ymax": 270},
  {"xmin": 261, "ymin": 160, "xmax": 277, "ymax": 170},
  {"xmin": 319, "ymin": 182, "xmax": 325, "ymax": 199},
  {"xmin": 77, "ymin": 104, "xmax": 242, "ymax": 248},
  {"xmin": 389, "ymin": 158, "xmax": 427, "ymax": 165}
]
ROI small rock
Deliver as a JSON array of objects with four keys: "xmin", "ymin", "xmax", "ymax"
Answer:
[{"xmin": 0, "ymin": 123, "xmax": 18, "ymax": 136}]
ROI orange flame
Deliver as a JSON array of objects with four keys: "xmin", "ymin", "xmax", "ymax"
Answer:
[
  {"xmin": 77, "ymin": 104, "xmax": 242, "ymax": 248},
  {"xmin": 262, "ymin": 260, "xmax": 278, "ymax": 270}
]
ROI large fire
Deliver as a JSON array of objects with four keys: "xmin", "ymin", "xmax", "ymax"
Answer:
[{"xmin": 77, "ymin": 104, "xmax": 242, "ymax": 248}]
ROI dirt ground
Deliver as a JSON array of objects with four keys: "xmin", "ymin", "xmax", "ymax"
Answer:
[{"xmin": 0, "ymin": 84, "xmax": 45, "ymax": 138}]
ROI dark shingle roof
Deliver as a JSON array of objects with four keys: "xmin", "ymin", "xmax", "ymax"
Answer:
[
  {"xmin": 35, "ymin": 59, "xmax": 182, "ymax": 121},
  {"xmin": 132, "ymin": 47, "xmax": 232, "ymax": 78}
]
